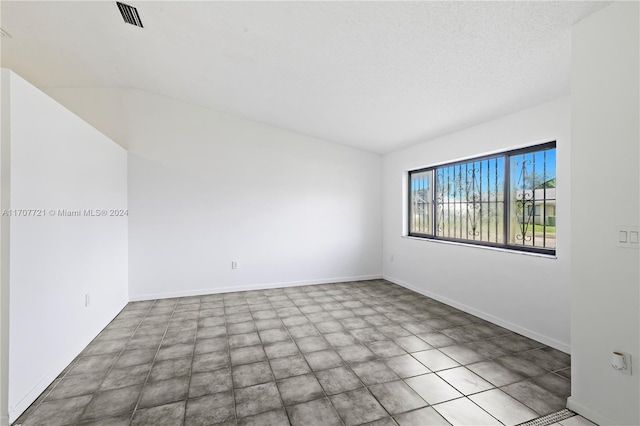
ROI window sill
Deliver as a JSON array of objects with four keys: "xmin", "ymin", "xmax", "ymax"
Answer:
[{"xmin": 401, "ymin": 235, "xmax": 558, "ymax": 259}]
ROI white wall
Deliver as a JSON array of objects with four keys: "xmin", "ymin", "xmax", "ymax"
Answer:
[
  {"xmin": 123, "ymin": 89, "xmax": 382, "ymax": 299},
  {"xmin": 5, "ymin": 71, "xmax": 129, "ymax": 422},
  {"xmin": 569, "ymin": 2, "xmax": 639, "ymax": 424},
  {"xmin": 0, "ymin": 70, "xmax": 12, "ymax": 426},
  {"xmin": 383, "ymin": 96, "xmax": 571, "ymax": 352}
]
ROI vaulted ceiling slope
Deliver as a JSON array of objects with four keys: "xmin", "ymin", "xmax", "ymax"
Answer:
[{"xmin": 1, "ymin": 1, "xmax": 609, "ymax": 153}]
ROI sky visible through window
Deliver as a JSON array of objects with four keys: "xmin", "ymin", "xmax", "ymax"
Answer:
[{"xmin": 409, "ymin": 144, "xmax": 556, "ymax": 253}]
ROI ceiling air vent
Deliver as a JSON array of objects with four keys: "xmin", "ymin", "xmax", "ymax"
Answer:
[{"xmin": 116, "ymin": 2, "xmax": 143, "ymax": 28}]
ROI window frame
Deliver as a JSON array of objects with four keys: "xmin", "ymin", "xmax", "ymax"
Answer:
[{"xmin": 407, "ymin": 141, "xmax": 557, "ymax": 256}]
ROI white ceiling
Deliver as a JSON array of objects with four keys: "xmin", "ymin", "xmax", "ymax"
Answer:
[{"xmin": 1, "ymin": 1, "xmax": 609, "ymax": 153}]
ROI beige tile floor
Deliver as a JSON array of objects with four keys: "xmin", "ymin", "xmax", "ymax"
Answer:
[{"xmin": 14, "ymin": 280, "xmax": 593, "ymax": 426}]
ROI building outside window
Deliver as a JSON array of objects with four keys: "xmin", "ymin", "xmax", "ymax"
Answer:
[{"xmin": 408, "ymin": 141, "xmax": 556, "ymax": 255}]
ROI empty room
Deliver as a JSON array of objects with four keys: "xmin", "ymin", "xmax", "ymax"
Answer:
[{"xmin": 0, "ymin": 1, "xmax": 638, "ymax": 425}]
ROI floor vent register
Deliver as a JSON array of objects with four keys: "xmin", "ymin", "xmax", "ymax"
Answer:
[{"xmin": 517, "ymin": 409, "xmax": 576, "ymax": 426}]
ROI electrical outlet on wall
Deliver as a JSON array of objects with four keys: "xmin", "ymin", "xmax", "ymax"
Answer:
[
  {"xmin": 617, "ymin": 226, "xmax": 639, "ymax": 248},
  {"xmin": 612, "ymin": 351, "xmax": 632, "ymax": 375},
  {"xmin": 231, "ymin": 261, "xmax": 239, "ymax": 270}
]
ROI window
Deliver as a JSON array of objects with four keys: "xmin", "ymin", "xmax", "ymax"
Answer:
[{"xmin": 408, "ymin": 141, "xmax": 556, "ymax": 255}]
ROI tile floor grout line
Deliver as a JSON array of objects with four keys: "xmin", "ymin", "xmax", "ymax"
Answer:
[
  {"xmin": 16, "ymin": 302, "xmax": 153, "ymax": 424},
  {"xmin": 126, "ymin": 298, "xmax": 180, "ymax": 422},
  {"xmin": 261, "ymin": 291, "xmax": 310, "ymax": 422},
  {"xmin": 290, "ymin": 287, "xmax": 376, "ymax": 425},
  {"xmin": 255, "ymin": 298, "xmax": 296, "ymax": 425},
  {"xmin": 180, "ymin": 297, "xmax": 201, "ymax": 426},
  {"xmin": 324, "ymin": 289, "xmax": 381, "ymax": 425},
  {"xmin": 465, "ymin": 394, "xmax": 512, "ymax": 426},
  {"xmin": 495, "ymin": 381, "xmax": 547, "ymax": 419},
  {"xmin": 272, "ymin": 293, "xmax": 347, "ymax": 426},
  {"xmin": 72, "ymin": 301, "xmax": 154, "ymax": 424},
  {"xmin": 226, "ymin": 293, "xmax": 247, "ymax": 425},
  {"xmin": 286, "ymin": 288, "xmax": 408, "ymax": 425},
  {"xmin": 15, "ymin": 280, "xmax": 572, "ymax": 426}
]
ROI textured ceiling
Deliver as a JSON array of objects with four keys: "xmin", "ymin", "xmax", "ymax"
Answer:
[{"xmin": 1, "ymin": 1, "xmax": 609, "ymax": 153}]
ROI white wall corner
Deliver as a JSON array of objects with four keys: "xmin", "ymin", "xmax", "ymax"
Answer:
[
  {"xmin": 7, "ymin": 70, "xmax": 129, "ymax": 423},
  {"xmin": 8, "ymin": 299, "xmax": 127, "ymax": 422},
  {"xmin": 129, "ymin": 275, "xmax": 383, "ymax": 301}
]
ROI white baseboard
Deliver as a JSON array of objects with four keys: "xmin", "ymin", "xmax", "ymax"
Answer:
[
  {"xmin": 8, "ymin": 300, "xmax": 128, "ymax": 423},
  {"xmin": 567, "ymin": 397, "xmax": 612, "ymax": 425},
  {"xmin": 384, "ymin": 275, "xmax": 571, "ymax": 354},
  {"xmin": 129, "ymin": 275, "xmax": 383, "ymax": 302}
]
